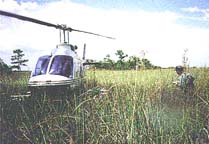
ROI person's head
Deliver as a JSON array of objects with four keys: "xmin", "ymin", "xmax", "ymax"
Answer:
[{"xmin": 175, "ymin": 66, "xmax": 184, "ymax": 75}]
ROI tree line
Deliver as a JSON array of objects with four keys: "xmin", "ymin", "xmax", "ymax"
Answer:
[
  {"xmin": 0, "ymin": 49, "xmax": 160, "ymax": 74},
  {"xmin": 86, "ymin": 50, "xmax": 161, "ymax": 70}
]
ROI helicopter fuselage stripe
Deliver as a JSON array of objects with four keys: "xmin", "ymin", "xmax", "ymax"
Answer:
[{"xmin": 28, "ymin": 79, "xmax": 82, "ymax": 87}]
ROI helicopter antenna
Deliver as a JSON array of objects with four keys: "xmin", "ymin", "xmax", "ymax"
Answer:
[
  {"xmin": 0, "ymin": 10, "xmax": 115, "ymax": 40},
  {"xmin": 83, "ymin": 43, "xmax": 86, "ymax": 60},
  {"xmin": 59, "ymin": 29, "xmax": 62, "ymax": 43}
]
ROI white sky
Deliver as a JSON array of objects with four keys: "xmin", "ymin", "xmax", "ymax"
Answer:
[{"xmin": 0, "ymin": 0, "xmax": 209, "ymax": 70}]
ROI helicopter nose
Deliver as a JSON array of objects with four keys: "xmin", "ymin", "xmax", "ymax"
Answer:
[{"xmin": 28, "ymin": 74, "xmax": 70, "ymax": 87}]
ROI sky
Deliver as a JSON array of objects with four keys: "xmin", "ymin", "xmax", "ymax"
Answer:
[{"xmin": 0, "ymin": 0, "xmax": 209, "ymax": 70}]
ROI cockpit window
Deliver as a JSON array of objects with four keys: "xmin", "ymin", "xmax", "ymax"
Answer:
[
  {"xmin": 49, "ymin": 55, "xmax": 73, "ymax": 77},
  {"xmin": 33, "ymin": 55, "xmax": 50, "ymax": 76}
]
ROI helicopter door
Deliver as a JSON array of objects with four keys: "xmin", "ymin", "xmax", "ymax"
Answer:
[
  {"xmin": 49, "ymin": 55, "xmax": 73, "ymax": 78},
  {"xmin": 32, "ymin": 55, "xmax": 50, "ymax": 76}
]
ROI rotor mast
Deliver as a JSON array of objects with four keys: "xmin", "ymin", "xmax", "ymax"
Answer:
[{"xmin": 59, "ymin": 25, "xmax": 70, "ymax": 44}]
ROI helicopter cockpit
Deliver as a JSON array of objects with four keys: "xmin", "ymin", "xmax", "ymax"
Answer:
[
  {"xmin": 49, "ymin": 55, "xmax": 73, "ymax": 77},
  {"xmin": 33, "ymin": 55, "xmax": 50, "ymax": 76},
  {"xmin": 28, "ymin": 42, "xmax": 82, "ymax": 87},
  {"xmin": 32, "ymin": 55, "xmax": 73, "ymax": 78}
]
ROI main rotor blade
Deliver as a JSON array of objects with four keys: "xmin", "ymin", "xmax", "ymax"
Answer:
[
  {"xmin": 0, "ymin": 10, "xmax": 58, "ymax": 29},
  {"xmin": 0, "ymin": 10, "xmax": 115, "ymax": 39},
  {"xmin": 70, "ymin": 28, "xmax": 115, "ymax": 40}
]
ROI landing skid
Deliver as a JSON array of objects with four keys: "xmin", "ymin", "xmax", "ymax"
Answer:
[{"xmin": 10, "ymin": 91, "xmax": 31, "ymax": 101}]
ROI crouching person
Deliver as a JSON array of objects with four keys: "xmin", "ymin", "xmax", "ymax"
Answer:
[{"xmin": 173, "ymin": 66, "xmax": 195, "ymax": 99}]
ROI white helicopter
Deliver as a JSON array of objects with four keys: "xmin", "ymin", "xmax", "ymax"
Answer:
[{"xmin": 0, "ymin": 10, "xmax": 114, "ymax": 96}]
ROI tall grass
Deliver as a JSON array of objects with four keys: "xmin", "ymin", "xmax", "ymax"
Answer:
[
  {"xmin": 82, "ymin": 68, "xmax": 209, "ymax": 143},
  {"xmin": 1, "ymin": 68, "xmax": 208, "ymax": 143}
]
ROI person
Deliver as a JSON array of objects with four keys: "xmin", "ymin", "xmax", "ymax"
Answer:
[{"xmin": 173, "ymin": 65, "xmax": 194, "ymax": 95}]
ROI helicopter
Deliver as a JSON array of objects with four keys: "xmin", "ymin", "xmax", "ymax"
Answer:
[{"xmin": 0, "ymin": 10, "xmax": 115, "ymax": 97}]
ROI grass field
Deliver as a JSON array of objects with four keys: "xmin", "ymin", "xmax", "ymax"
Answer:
[{"xmin": 0, "ymin": 68, "xmax": 209, "ymax": 143}]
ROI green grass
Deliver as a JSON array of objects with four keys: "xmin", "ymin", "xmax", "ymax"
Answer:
[{"xmin": 0, "ymin": 68, "xmax": 209, "ymax": 143}]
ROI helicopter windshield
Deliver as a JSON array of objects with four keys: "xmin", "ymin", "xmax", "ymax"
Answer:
[
  {"xmin": 33, "ymin": 55, "xmax": 50, "ymax": 76},
  {"xmin": 49, "ymin": 55, "xmax": 73, "ymax": 77}
]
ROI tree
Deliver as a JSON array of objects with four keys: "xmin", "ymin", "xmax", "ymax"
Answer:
[
  {"xmin": 115, "ymin": 50, "xmax": 128, "ymax": 70},
  {"xmin": 115, "ymin": 50, "xmax": 128, "ymax": 61},
  {"xmin": 11, "ymin": 49, "xmax": 28, "ymax": 71},
  {"xmin": 128, "ymin": 56, "xmax": 141, "ymax": 70},
  {"xmin": 103, "ymin": 54, "xmax": 115, "ymax": 69},
  {"xmin": 141, "ymin": 58, "xmax": 153, "ymax": 69},
  {"xmin": 0, "ymin": 58, "xmax": 11, "ymax": 74}
]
